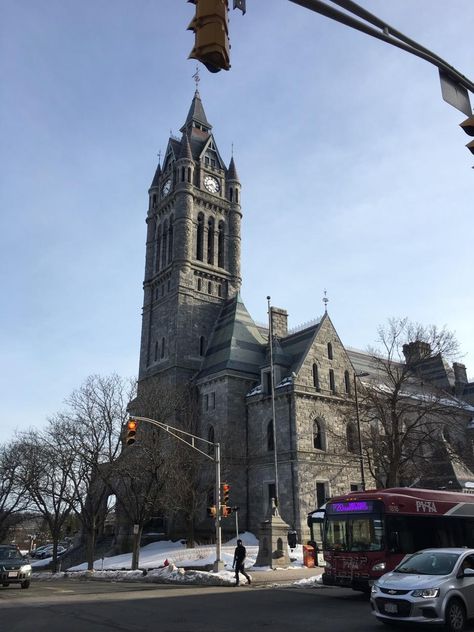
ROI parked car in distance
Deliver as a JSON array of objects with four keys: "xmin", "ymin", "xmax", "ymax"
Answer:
[
  {"xmin": 371, "ymin": 548, "xmax": 474, "ymax": 631},
  {"xmin": 0, "ymin": 545, "xmax": 32, "ymax": 589},
  {"xmin": 34, "ymin": 544, "xmax": 68, "ymax": 559}
]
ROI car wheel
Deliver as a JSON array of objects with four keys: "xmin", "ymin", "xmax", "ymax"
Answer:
[
  {"xmin": 21, "ymin": 580, "xmax": 30, "ymax": 589},
  {"xmin": 445, "ymin": 599, "xmax": 466, "ymax": 632}
]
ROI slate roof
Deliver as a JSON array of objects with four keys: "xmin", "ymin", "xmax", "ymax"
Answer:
[{"xmin": 198, "ymin": 293, "xmax": 266, "ymax": 379}]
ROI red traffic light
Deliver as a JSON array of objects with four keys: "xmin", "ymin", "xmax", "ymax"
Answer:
[
  {"xmin": 188, "ymin": 0, "xmax": 230, "ymax": 73},
  {"xmin": 221, "ymin": 482, "xmax": 230, "ymax": 504},
  {"xmin": 125, "ymin": 419, "xmax": 138, "ymax": 445}
]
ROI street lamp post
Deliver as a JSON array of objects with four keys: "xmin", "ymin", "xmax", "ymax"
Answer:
[{"xmin": 353, "ymin": 372, "xmax": 369, "ymax": 491}]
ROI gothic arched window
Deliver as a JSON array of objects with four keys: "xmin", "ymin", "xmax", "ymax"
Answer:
[
  {"xmin": 207, "ymin": 217, "xmax": 215, "ymax": 265},
  {"xmin": 344, "ymin": 370, "xmax": 351, "ymax": 394},
  {"xmin": 267, "ymin": 420, "xmax": 274, "ymax": 452},
  {"xmin": 218, "ymin": 221, "xmax": 225, "ymax": 268},
  {"xmin": 161, "ymin": 219, "xmax": 168, "ymax": 268},
  {"xmin": 312, "ymin": 363, "xmax": 320, "ymax": 391},
  {"xmin": 329, "ymin": 369, "xmax": 336, "ymax": 393},
  {"xmin": 313, "ymin": 419, "xmax": 325, "ymax": 450},
  {"xmin": 196, "ymin": 213, "xmax": 204, "ymax": 261},
  {"xmin": 199, "ymin": 336, "xmax": 206, "ymax": 356},
  {"xmin": 154, "ymin": 224, "xmax": 161, "ymax": 273},
  {"xmin": 346, "ymin": 422, "xmax": 358, "ymax": 453},
  {"xmin": 160, "ymin": 337, "xmax": 166, "ymax": 359},
  {"xmin": 167, "ymin": 216, "xmax": 174, "ymax": 264},
  {"xmin": 327, "ymin": 342, "xmax": 333, "ymax": 360}
]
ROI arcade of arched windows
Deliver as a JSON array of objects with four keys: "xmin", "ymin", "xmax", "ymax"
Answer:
[
  {"xmin": 196, "ymin": 211, "xmax": 226, "ymax": 269},
  {"xmin": 153, "ymin": 215, "xmax": 174, "ymax": 274}
]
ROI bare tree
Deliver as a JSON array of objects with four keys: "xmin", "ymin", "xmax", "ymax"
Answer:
[
  {"xmin": 53, "ymin": 374, "xmax": 135, "ymax": 570},
  {"xmin": 14, "ymin": 424, "xmax": 77, "ymax": 572},
  {"xmin": 0, "ymin": 441, "xmax": 31, "ymax": 542},
  {"xmin": 359, "ymin": 318, "xmax": 470, "ymax": 488}
]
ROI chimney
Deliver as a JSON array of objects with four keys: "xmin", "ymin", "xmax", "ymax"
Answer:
[
  {"xmin": 403, "ymin": 340, "xmax": 432, "ymax": 365},
  {"xmin": 270, "ymin": 307, "xmax": 288, "ymax": 339},
  {"xmin": 453, "ymin": 362, "xmax": 468, "ymax": 387}
]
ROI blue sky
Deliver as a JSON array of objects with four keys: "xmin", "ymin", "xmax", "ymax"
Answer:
[{"xmin": 1, "ymin": 1, "xmax": 473, "ymax": 441}]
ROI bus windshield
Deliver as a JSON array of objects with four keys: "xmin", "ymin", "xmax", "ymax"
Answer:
[{"xmin": 324, "ymin": 514, "xmax": 384, "ymax": 552}]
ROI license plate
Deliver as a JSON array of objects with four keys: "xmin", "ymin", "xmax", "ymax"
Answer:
[
  {"xmin": 384, "ymin": 603, "xmax": 398, "ymax": 614},
  {"xmin": 8, "ymin": 571, "xmax": 18, "ymax": 578}
]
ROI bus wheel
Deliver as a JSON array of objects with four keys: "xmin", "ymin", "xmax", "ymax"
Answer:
[{"xmin": 445, "ymin": 599, "xmax": 466, "ymax": 632}]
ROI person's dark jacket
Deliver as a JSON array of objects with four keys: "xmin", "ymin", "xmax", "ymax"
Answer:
[{"xmin": 233, "ymin": 543, "xmax": 246, "ymax": 565}]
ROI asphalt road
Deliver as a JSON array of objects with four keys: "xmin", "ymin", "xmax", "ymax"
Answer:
[{"xmin": 0, "ymin": 579, "xmax": 416, "ymax": 632}]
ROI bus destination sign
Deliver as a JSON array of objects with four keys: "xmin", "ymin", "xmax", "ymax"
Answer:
[{"xmin": 329, "ymin": 501, "xmax": 374, "ymax": 514}]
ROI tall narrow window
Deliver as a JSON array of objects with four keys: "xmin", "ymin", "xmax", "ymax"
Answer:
[
  {"xmin": 199, "ymin": 336, "xmax": 206, "ymax": 356},
  {"xmin": 327, "ymin": 342, "xmax": 333, "ymax": 360},
  {"xmin": 267, "ymin": 420, "xmax": 274, "ymax": 451},
  {"xmin": 196, "ymin": 213, "xmax": 204, "ymax": 261},
  {"xmin": 344, "ymin": 370, "xmax": 351, "ymax": 394},
  {"xmin": 197, "ymin": 278, "xmax": 202, "ymax": 291},
  {"xmin": 218, "ymin": 221, "xmax": 225, "ymax": 268},
  {"xmin": 154, "ymin": 224, "xmax": 162, "ymax": 273},
  {"xmin": 160, "ymin": 337, "xmax": 165, "ymax": 359},
  {"xmin": 313, "ymin": 419, "xmax": 325, "ymax": 450},
  {"xmin": 207, "ymin": 217, "xmax": 215, "ymax": 265},
  {"xmin": 346, "ymin": 422, "xmax": 358, "ymax": 453},
  {"xmin": 161, "ymin": 220, "xmax": 168, "ymax": 268},
  {"xmin": 167, "ymin": 216, "xmax": 174, "ymax": 264},
  {"xmin": 208, "ymin": 426, "xmax": 214, "ymax": 455},
  {"xmin": 154, "ymin": 341, "xmax": 158, "ymax": 362},
  {"xmin": 229, "ymin": 188, "xmax": 233, "ymax": 202},
  {"xmin": 316, "ymin": 482, "xmax": 326, "ymax": 507},
  {"xmin": 329, "ymin": 369, "xmax": 336, "ymax": 393},
  {"xmin": 312, "ymin": 363, "xmax": 320, "ymax": 390}
]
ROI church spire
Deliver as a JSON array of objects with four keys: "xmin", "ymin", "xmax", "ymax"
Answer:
[
  {"xmin": 227, "ymin": 155, "xmax": 240, "ymax": 182},
  {"xmin": 180, "ymin": 90, "xmax": 212, "ymax": 135}
]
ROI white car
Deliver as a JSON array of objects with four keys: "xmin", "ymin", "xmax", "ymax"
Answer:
[{"xmin": 371, "ymin": 548, "xmax": 474, "ymax": 631}]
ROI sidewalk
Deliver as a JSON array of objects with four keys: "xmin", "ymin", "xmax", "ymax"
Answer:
[{"xmin": 248, "ymin": 565, "xmax": 324, "ymax": 586}]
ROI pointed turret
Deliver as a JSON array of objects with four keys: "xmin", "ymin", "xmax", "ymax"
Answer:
[
  {"xmin": 180, "ymin": 90, "xmax": 212, "ymax": 135},
  {"xmin": 178, "ymin": 132, "xmax": 194, "ymax": 161},
  {"xmin": 150, "ymin": 161, "xmax": 161, "ymax": 190},
  {"xmin": 227, "ymin": 156, "xmax": 240, "ymax": 182}
]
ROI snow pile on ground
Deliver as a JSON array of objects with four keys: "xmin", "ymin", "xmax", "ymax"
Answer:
[{"xmin": 30, "ymin": 532, "xmax": 321, "ymax": 587}]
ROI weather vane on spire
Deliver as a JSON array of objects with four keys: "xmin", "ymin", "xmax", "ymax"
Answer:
[
  {"xmin": 323, "ymin": 289, "xmax": 329, "ymax": 313},
  {"xmin": 192, "ymin": 65, "xmax": 200, "ymax": 91}
]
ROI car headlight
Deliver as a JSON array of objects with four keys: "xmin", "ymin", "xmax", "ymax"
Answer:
[
  {"xmin": 371, "ymin": 584, "xmax": 380, "ymax": 594},
  {"xmin": 411, "ymin": 588, "xmax": 439, "ymax": 598},
  {"xmin": 20, "ymin": 564, "xmax": 32, "ymax": 574},
  {"xmin": 371, "ymin": 561, "xmax": 386, "ymax": 572}
]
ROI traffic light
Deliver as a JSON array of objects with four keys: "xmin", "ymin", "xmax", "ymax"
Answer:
[
  {"xmin": 221, "ymin": 505, "xmax": 233, "ymax": 517},
  {"xmin": 221, "ymin": 482, "xmax": 230, "ymax": 505},
  {"xmin": 188, "ymin": 0, "xmax": 230, "ymax": 73},
  {"xmin": 125, "ymin": 419, "xmax": 138, "ymax": 446},
  {"xmin": 207, "ymin": 505, "xmax": 217, "ymax": 518},
  {"xmin": 460, "ymin": 115, "xmax": 474, "ymax": 155}
]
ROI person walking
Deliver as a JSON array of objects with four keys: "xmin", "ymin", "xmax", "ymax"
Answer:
[{"xmin": 233, "ymin": 539, "xmax": 251, "ymax": 586}]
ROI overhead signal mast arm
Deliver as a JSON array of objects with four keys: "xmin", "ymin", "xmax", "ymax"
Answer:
[{"xmin": 288, "ymin": 0, "xmax": 474, "ymax": 116}]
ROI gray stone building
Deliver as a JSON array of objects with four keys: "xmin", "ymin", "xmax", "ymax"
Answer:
[{"xmin": 134, "ymin": 91, "xmax": 474, "ymax": 542}]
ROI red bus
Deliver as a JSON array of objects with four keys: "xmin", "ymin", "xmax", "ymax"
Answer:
[{"xmin": 308, "ymin": 488, "xmax": 474, "ymax": 593}]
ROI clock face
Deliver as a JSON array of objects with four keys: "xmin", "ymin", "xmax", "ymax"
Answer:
[
  {"xmin": 204, "ymin": 175, "xmax": 220, "ymax": 193},
  {"xmin": 161, "ymin": 178, "xmax": 171, "ymax": 196}
]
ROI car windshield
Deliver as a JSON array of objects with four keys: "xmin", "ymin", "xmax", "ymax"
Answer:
[
  {"xmin": 394, "ymin": 551, "xmax": 459, "ymax": 576},
  {"xmin": 0, "ymin": 547, "xmax": 22, "ymax": 561}
]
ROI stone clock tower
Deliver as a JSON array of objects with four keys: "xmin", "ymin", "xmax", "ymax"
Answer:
[{"xmin": 138, "ymin": 90, "xmax": 242, "ymax": 387}]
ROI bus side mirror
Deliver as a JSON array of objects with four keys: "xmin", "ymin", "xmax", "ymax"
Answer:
[{"xmin": 389, "ymin": 531, "xmax": 400, "ymax": 552}]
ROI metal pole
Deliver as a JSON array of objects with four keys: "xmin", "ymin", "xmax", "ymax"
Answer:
[
  {"xmin": 235, "ymin": 508, "xmax": 239, "ymax": 541},
  {"xmin": 353, "ymin": 374, "xmax": 366, "ymax": 491},
  {"xmin": 213, "ymin": 442, "xmax": 224, "ymax": 571},
  {"xmin": 267, "ymin": 296, "xmax": 280, "ymax": 506}
]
